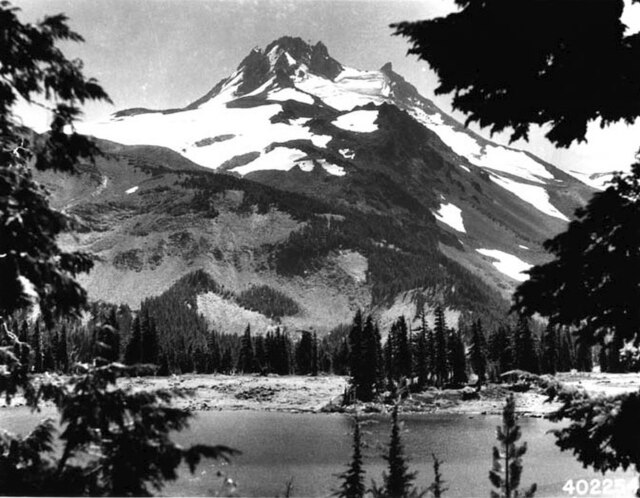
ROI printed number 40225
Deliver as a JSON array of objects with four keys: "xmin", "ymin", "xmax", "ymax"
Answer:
[{"xmin": 562, "ymin": 478, "xmax": 636, "ymax": 496}]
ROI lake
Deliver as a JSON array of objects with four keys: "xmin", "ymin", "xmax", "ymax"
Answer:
[{"xmin": 1, "ymin": 409, "xmax": 636, "ymax": 497}]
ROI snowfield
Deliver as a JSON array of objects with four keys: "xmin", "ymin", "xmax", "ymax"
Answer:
[
  {"xmin": 125, "ymin": 186, "xmax": 139, "ymax": 194},
  {"xmin": 490, "ymin": 174, "xmax": 569, "ymax": 221},
  {"xmin": 295, "ymin": 65, "xmax": 390, "ymax": 111},
  {"xmin": 268, "ymin": 87, "xmax": 315, "ymax": 105},
  {"xmin": 80, "ymin": 98, "xmax": 331, "ymax": 172},
  {"xmin": 434, "ymin": 202, "xmax": 466, "ymax": 233},
  {"xmin": 332, "ymin": 110, "xmax": 378, "ymax": 133},
  {"xmin": 231, "ymin": 147, "xmax": 308, "ymax": 175},
  {"xmin": 476, "ymin": 248, "xmax": 532, "ymax": 281}
]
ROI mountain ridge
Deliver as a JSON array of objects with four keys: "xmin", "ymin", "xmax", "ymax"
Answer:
[{"xmin": 43, "ymin": 36, "xmax": 596, "ymax": 333}]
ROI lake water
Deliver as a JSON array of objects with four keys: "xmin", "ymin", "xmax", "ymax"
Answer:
[{"xmin": 1, "ymin": 409, "xmax": 636, "ymax": 497}]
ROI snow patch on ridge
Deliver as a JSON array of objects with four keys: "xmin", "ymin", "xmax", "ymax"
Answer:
[
  {"xmin": 476, "ymin": 249, "xmax": 532, "ymax": 282},
  {"xmin": 268, "ymin": 88, "xmax": 314, "ymax": 105},
  {"xmin": 125, "ymin": 186, "xmax": 139, "ymax": 194},
  {"xmin": 490, "ymin": 175, "xmax": 569, "ymax": 221},
  {"xmin": 295, "ymin": 66, "xmax": 389, "ymax": 111},
  {"xmin": 81, "ymin": 101, "xmax": 331, "ymax": 171},
  {"xmin": 434, "ymin": 202, "xmax": 466, "ymax": 233},
  {"xmin": 231, "ymin": 147, "xmax": 308, "ymax": 175},
  {"xmin": 408, "ymin": 108, "xmax": 554, "ymax": 184},
  {"xmin": 332, "ymin": 110, "xmax": 378, "ymax": 133}
]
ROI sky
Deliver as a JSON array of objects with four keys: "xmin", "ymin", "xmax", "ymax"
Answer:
[{"xmin": 15, "ymin": 0, "xmax": 640, "ymax": 176}]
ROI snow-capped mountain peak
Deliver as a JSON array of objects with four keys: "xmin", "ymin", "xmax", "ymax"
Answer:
[{"xmin": 80, "ymin": 37, "xmax": 592, "ymax": 229}]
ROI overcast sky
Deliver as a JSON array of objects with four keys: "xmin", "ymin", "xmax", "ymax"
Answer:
[{"xmin": 16, "ymin": 0, "xmax": 640, "ymax": 176}]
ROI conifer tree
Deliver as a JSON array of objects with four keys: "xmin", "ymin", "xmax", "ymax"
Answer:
[
  {"xmin": 296, "ymin": 331, "xmax": 314, "ymax": 375},
  {"xmin": 31, "ymin": 321, "xmax": 43, "ymax": 373},
  {"xmin": 433, "ymin": 306, "xmax": 448, "ymax": 387},
  {"xmin": 376, "ymin": 404, "xmax": 417, "ymax": 498},
  {"xmin": 414, "ymin": 326, "xmax": 429, "ymax": 389},
  {"xmin": 488, "ymin": 326, "xmax": 513, "ymax": 378},
  {"xmin": 539, "ymin": 323, "xmax": 558, "ymax": 375},
  {"xmin": 468, "ymin": 319, "xmax": 487, "ymax": 385},
  {"xmin": 489, "ymin": 395, "xmax": 537, "ymax": 498},
  {"xmin": 140, "ymin": 311, "xmax": 158, "ymax": 365},
  {"xmin": 221, "ymin": 347, "xmax": 234, "ymax": 374},
  {"xmin": 513, "ymin": 316, "xmax": 538, "ymax": 374},
  {"xmin": 448, "ymin": 329, "xmax": 467, "ymax": 387},
  {"xmin": 312, "ymin": 332, "xmax": 319, "ymax": 376},
  {"xmin": 575, "ymin": 340, "xmax": 593, "ymax": 373},
  {"xmin": 208, "ymin": 329, "xmax": 222, "ymax": 373},
  {"xmin": 57, "ymin": 324, "xmax": 69, "ymax": 373},
  {"xmin": 334, "ymin": 415, "xmax": 365, "ymax": 498},
  {"xmin": 428, "ymin": 454, "xmax": 447, "ymax": 498},
  {"xmin": 124, "ymin": 316, "xmax": 142, "ymax": 365},
  {"xmin": 557, "ymin": 329, "xmax": 574, "ymax": 372},
  {"xmin": 237, "ymin": 324, "xmax": 255, "ymax": 373},
  {"xmin": 254, "ymin": 334, "xmax": 267, "ymax": 373},
  {"xmin": 349, "ymin": 310, "xmax": 364, "ymax": 382}
]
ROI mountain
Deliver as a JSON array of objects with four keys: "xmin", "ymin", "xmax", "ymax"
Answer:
[{"xmin": 43, "ymin": 36, "xmax": 594, "ymax": 333}]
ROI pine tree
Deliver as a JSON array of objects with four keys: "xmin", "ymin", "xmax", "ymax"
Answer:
[
  {"xmin": 124, "ymin": 316, "xmax": 142, "ymax": 365},
  {"xmin": 237, "ymin": 324, "xmax": 255, "ymax": 373},
  {"xmin": 349, "ymin": 310, "xmax": 364, "ymax": 383},
  {"xmin": 489, "ymin": 395, "xmax": 537, "ymax": 498},
  {"xmin": 295, "ymin": 331, "xmax": 314, "ymax": 375},
  {"xmin": 513, "ymin": 316, "xmax": 538, "ymax": 374},
  {"xmin": 488, "ymin": 326, "xmax": 513, "ymax": 378},
  {"xmin": 575, "ymin": 340, "xmax": 593, "ymax": 373},
  {"xmin": 448, "ymin": 329, "xmax": 467, "ymax": 387},
  {"xmin": 428, "ymin": 454, "xmax": 447, "ymax": 498},
  {"xmin": 57, "ymin": 324, "xmax": 68, "ymax": 373},
  {"xmin": 433, "ymin": 306, "xmax": 448, "ymax": 387},
  {"xmin": 254, "ymin": 334, "xmax": 267, "ymax": 374},
  {"xmin": 208, "ymin": 329, "xmax": 222, "ymax": 373},
  {"xmin": 468, "ymin": 319, "xmax": 487, "ymax": 385},
  {"xmin": 414, "ymin": 324, "xmax": 429, "ymax": 389},
  {"xmin": 539, "ymin": 323, "xmax": 558, "ymax": 375},
  {"xmin": 31, "ymin": 322, "xmax": 43, "ymax": 373},
  {"xmin": 379, "ymin": 404, "xmax": 417, "ymax": 498},
  {"xmin": 141, "ymin": 311, "xmax": 159, "ymax": 365},
  {"xmin": 557, "ymin": 329, "xmax": 574, "ymax": 372},
  {"xmin": 311, "ymin": 332, "xmax": 319, "ymax": 376},
  {"xmin": 356, "ymin": 315, "xmax": 380, "ymax": 401},
  {"xmin": 334, "ymin": 415, "xmax": 365, "ymax": 498}
]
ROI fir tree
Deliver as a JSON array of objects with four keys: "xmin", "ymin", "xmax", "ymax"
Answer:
[
  {"xmin": 447, "ymin": 329, "xmax": 467, "ymax": 387},
  {"xmin": 414, "ymin": 324, "xmax": 429, "ymax": 389},
  {"xmin": 334, "ymin": 415, "xmax": 365, "ymax": 498},
  {"xmin": 468, "ymin": 319, "xmax": 487, "ymax": 385},
  {"xmin": 140, "ymin": 310, "xmax": 159, "ymax": 365},
  {"xmin": 428, "ymin": 454, "xmax": 447, "ymax": 498},
  {"xmin": 208, "ymin": 329, "xmax": 222, "ymax": 373},
  {"xmin": 295, "ymin": 331, "xmax": 314, "ymax": 375},
  {"xmin": 311, "ymin": 332, "xmax": 319, "ymax": 376},
  {"xmin": 513, "ymin": 316, "xmax": 538, "ymax": 374},
  {"xmin": 557, "ymin": 329, "xmax": 574, "ymax": 372},
  {"xmin": 124, "ymin": 316, "xmax": 142, "ymax": 365},
  {"xmin": 31, "ymin": 322, "xmax": 43, "ymax": 373},
  {"xmin": 575, "ymin": 340, "xmax": 593, "ymax": 373},
  {"xmin": 57, "ymin": 324, "xmax": 68, "ymax": 373},
  {"xmin": 237, "ymin": 324, "xmax": 255, "ymax": 373},
  {"xmin": 254, "ymin": 334, "xmax": 267, "ymax": 373},
  {"xmin": 377, "ymin": 404, "xmax": 417, "ymax": 498},
  {"xmin": 489, "ymin": 395, "xmax": 537, "ymax": 498},
  {"xmin": 488, "ymin": 326, "xmax": 513, "ymax": 378},
  {"xmin": 433, "ymin": 306, "xmax": 448, "ymax": 387},
  {"xmin": 539, "ymin": 323, "xmax": 558, "ymax": 375}
]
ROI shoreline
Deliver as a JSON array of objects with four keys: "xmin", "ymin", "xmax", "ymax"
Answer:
[{"xmin": 2, "ymin": 372, "xmax": 639, "ymax": 417}]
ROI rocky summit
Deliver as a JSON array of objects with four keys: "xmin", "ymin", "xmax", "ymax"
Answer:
[{"xmin": 42, "ymin": 36, "xmax": 594, "ymax": 334}]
